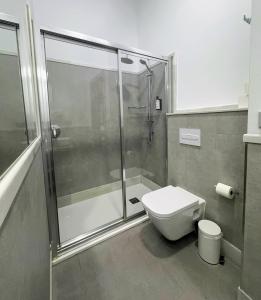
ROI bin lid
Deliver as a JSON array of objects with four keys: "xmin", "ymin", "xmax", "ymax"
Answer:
[{"xmin": 198, "ymin": 220, "xmax": 222, "ymax": 237}]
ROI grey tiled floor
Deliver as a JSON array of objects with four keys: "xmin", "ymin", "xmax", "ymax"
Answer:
[{"xmin": 53, "ymin": 221, "xmax": 240, "ymax": 300}]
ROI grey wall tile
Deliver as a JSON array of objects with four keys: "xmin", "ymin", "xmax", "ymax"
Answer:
[
  {"xmin": 187, "ymin": 113, "xmax": 217, "ymax": 134},
  {"xmin": 216, "ymin": 111, "xmax": 248, "ymax": 135},
  {"xmin": 0, "ymin": 149, "xmax": 50, "ymax": 300},
  {"xmin": 167, "ymin": 111, "xmax": 247, "ymax": 249},
  {"xmin": 241, "ymin": 143, "xmax": 261, "ymax": 300}
]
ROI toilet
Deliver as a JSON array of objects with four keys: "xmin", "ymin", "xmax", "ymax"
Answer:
[{"xmin": 141, "ymin": 185, "xmax": 206, "ymax": 241}]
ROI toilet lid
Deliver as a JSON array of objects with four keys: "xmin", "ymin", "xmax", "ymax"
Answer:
[
  {"xmin": 141, "ymin": 186, "xmax": 200, "ymax": 218},
  {"xmin": 198, "ymin": 220, "xmax": 222, "ymax": 237}
]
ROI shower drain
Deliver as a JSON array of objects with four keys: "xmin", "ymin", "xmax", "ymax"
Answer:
[{"xmin": 129, "ymin": 197, "xmax": 140, "ymax": 204}]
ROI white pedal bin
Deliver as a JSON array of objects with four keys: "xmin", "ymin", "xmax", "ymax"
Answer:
[{"xmin": 198, "ymin": 220, "xmax": 222, "ymax": 265}]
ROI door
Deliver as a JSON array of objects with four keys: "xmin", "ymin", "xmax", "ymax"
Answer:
[{"xmin": 43, "ymin": 35, "xmax": 124, "ymax": 245}]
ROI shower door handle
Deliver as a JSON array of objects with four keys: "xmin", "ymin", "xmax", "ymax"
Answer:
[{"xmin": 51, "ymin": 124, "xmax": 61, "ymax": 139}]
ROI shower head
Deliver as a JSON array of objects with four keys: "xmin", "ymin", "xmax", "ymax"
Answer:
[
  {"xmin": 121, "ymin": 57, "xmax": 133, "ymax": 64},
  {"xmin": 140, "ymin": 59, "xmax": 152, "ymax": 74}
]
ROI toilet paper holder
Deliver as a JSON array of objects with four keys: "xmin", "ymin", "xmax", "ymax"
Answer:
[{"xmin": 214, "ymin": 184, "xmax": 239, "ymax": 197}]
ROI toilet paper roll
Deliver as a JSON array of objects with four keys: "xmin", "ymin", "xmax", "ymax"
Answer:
[{"xmin": 215, "ymin": 183, "xmax": 235, "ymax": 199}]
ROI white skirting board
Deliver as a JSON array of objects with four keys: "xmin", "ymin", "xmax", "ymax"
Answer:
[
  {"xmin": 237, "ymin": 287, "xmax": 253, "ymax": 300},
  {"xmin": 221, "ymin": 238, "xmax": 241, "ymax": 266}
]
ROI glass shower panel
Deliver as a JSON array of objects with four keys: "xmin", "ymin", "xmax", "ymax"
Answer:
[
  {"xmin": 44, "ymin": 37, "xmax": 123, "ymax": 244},
  {"xmin": 120, "ymin": 52, "xmax": 167, "ymax": 218},
  {"xmin": 0, "ymin": 25, "xmax": 29, "ymax": 176}
]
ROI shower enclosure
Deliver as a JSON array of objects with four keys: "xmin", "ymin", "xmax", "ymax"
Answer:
[{"xmin": 40, "ymin": 29, "xmax": 170, "ymax": 256}]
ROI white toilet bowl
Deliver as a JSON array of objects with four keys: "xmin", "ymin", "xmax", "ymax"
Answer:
[{"xmin": 141, "ymin": 185, "xmax": 206, "ymax": 241}]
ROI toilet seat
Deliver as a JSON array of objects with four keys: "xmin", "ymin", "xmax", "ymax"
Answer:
[
  {"xmin": 142, "ymin": 185, "xmax": 201, "ymax": 218},
  {"xmin": 141, "ymin": 185, "xmax": 206, "ymax": 241}
]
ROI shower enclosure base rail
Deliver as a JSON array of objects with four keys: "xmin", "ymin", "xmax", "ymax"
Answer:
[{"xmin": 53, "ymin": 214, "xmax": 149, "ymax": 265}]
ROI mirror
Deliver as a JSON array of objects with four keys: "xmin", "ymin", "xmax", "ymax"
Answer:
[{"xmin": 0, "ymin": 24, "xmax": 29, "ymax": 176}]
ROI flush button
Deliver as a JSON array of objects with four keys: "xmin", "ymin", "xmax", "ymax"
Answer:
[{"xmin": 179, "ymin": 128, "xmax": 201, "ymax": 147}]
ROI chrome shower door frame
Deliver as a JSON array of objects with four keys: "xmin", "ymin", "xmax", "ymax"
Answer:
[{"xmin": 39, "ymin": 27, "xmax": 170, "ymax": 258}]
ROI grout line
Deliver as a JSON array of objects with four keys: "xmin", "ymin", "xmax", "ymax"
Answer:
[{"xmin": 50, "ymin": 247, "xmax": 52, "ymax": 300}]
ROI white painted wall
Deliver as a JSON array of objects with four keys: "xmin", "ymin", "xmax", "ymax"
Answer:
[
  {"xmin": 0, "ymin": 27, "xmax": 17, "ymax": 54},
  {"xmin": 45, "ymin": 37, "xmax": 118, "ymax": 70},
  {"xmin": 0, "ymin": 0, "xmax": 28, "ymax": 18},
  {"xmin": 137, "ymin": 0, "xmax": 252, "ymax": 111},
  {"xmin": 32, "ymin": 0, "xmax": 139, "ymax": 48},
  {"xmin": 44, "ymin": 37, "xmax": 143, "ymax": 74},
  {"xmin": 247, "ymin": 0, "xmax": 261, "ymax": 134}
]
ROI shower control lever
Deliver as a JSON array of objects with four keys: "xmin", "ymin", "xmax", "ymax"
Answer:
[{"xmin": 51, "ymin": 124, "xmax": 61, "ymax": 139}]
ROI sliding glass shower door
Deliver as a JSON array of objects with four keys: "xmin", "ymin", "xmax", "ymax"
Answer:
[
  {"xmin": 41, "ymin": 32, "xmax": 169, "ymax": 251},
  {"xmin": 44, "ymin": 36, "xmax": 124, "ymax": 244}
]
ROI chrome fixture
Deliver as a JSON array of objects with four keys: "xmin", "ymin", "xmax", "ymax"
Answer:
[
  {"xmin": 51, "ymin": 124, "xmax": 61, "ymax": 139},
  {"xmin": 243, "ymin": 14, "xmax": 251, "ymax": 25},
  {"xmin": 140, "ymin": 59, "xmax": 153, "ymax": 143},
  {"xmin": 140, "ymin": 59, "xmax": 152, "ymax": 75},
  {"xmin": 121, "ymin": 56, "xmax": 133, "ymax": 64}
]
